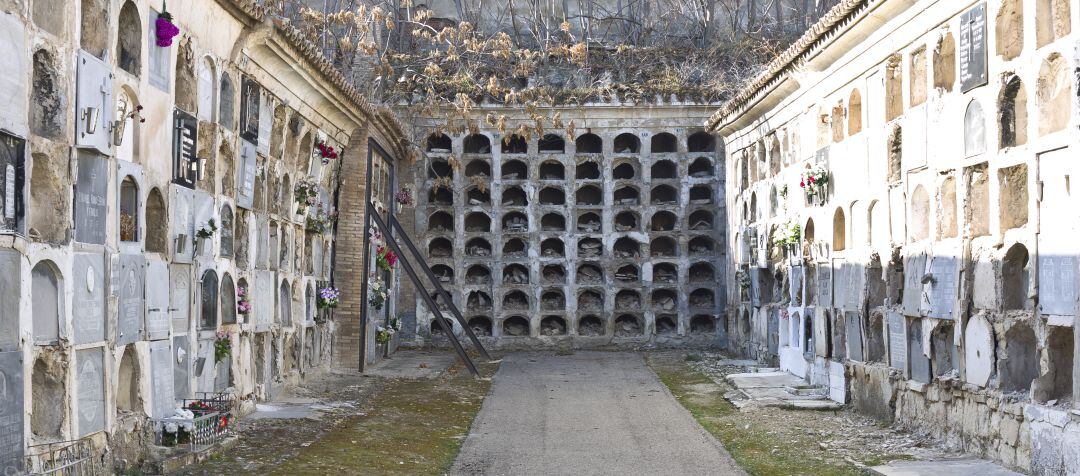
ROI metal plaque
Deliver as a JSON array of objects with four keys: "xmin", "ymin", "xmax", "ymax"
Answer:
[
  {"xmin": 149, "ymin": 340, "xmax": 175, "ymax": 418},
  {"xmin": 237, "ymin": 140, "xmax": 257, "ymax": 209},
  {"xmin": 74, "ymin": 151, "xmax": 108, "ymax": 244},
  {"xmin": 145, "ymin": 259, "xmax": 170, "ymax": 340},
  {"xmin": 116, "ymin": 254, "xmax": 145, "ymax": 345},
  {"xmin": 76, "ymin": 347, "xmax": 105, "ymax": 436},
  {"xmin": 75, "ymin": 50, "xmax": 114, "ymax": 153},
  {"xmin": 887, "ymin": 311, "xmax": 907, "ymax": 371},
  {"xmin": 73, "ymin": 253, "xmax": 106, "ymax": 344},
  {"xmin": 172, "ymin": 109, "xmax": 198, "ymax": 188},
  {"xmin": 0, "ymin": 251, "xmax": 19, "ymax": 351},
  {"xmin": 0, "ymin": 351, "xmax": 24, "ymax": 474},
  {"xmin": 173, "ymin": 336, "xmax": 190, "ymax": 402},
  {"xmin": 959, "ymin": 3, "xmax": 988, "ymax": 92}
]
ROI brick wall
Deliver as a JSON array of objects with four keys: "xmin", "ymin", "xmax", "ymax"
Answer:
[{"xmin": 332, "ymin": 125, "xmax": 370, "ymax": 370}]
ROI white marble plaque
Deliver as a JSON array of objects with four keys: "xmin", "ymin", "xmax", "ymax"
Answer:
[
  {"xmin": 1039, "ymin": 255, "xmax": 1078, "ymax": 316},
  {"xmin": 255, "ymin": 270, "xmax": 274, "ymax": 329},
  {"xmin": 0, "ymin": 351, "xmax": 23, "ymax": 473},
  {"xmin": 149, "ymin": 340, "xmax": 174, "ymax": 418},
  {"xmin": 237, "ymin": 140, "xmax": 257, "ymax": 209},
  {"xmin": 964, "ymin": 314, "xmax": 994, "ymax": 387},
  {"xmin": 0, "ymin": 250, "xmax": 18, "ymax": 351},
  {"xmin": 173, "ymin": 336, "xmax": 190, "ymax": 402},
  {"xmin": 927, "ymin": 254, "xmax": 959, "ymax": 319},
  {"xmin": 116, "ymin": 254, "xmax": 145, "ymax": 345},
  {"xmin": 171, "ymin": 185, "xmax": 195, "ymax": 263},
  {"xmin": 75, "ymin": 50, "xmax": 114, "ymax": 154},
  {"xmin": 76, "ymin": 347, "xmax": 105, "ymax": 436},
  {"xmin": 887, "ymin": 311, "xmax": 907, "ymax": 371},
  {"xmin": 75, "ymin": 151, "xmax": 108, "ymax": 245},
  {"xmin": 901, "ymin": 253, "xmax": 927, "ymax": 316},
  {"xmin": 73, "ymin": 253, "xmax": 106, "ymax": 344},
  {"xmin": 816, "ymin": 264, "xmax": 833, "ymax": 307},
  {"xmin": 169, "ymin": 264, "xmax": 191, "ymax": 335},
  {"xmin": 0, "ymin": 14, "xmax": 27, "ymax": 137},
  {"xmin": 145, "ymin": 259, "xmax": 170, "ymax": 340}
]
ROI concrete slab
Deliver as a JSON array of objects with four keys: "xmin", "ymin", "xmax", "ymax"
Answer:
[
  {"xmin": 364, "ymin": 350, "xmax": 458, "ymax": 379},
  {"xmin": 868, "ymin": 458, "xmax": 1022, "ymax": 476},
  {"xmin": 726, "ymin": 371, "xmax": 805, "ymax": 388}
]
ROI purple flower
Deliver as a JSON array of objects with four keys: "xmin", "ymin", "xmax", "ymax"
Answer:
[{"xmin": 155, "ymin": 17, "xmax": 180, "ymax": 47}]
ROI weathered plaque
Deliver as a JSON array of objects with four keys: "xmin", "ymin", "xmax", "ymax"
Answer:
[
  {"xmin": 75, "ymin": 151, "xmax": 108, "ymax": 244},
  {"xmin": 0, "ymin": 351, "xmax": 24, "ymax": 474},
  {"xmin": 149, "ymin": 340, "xmax": 175, "ymax": 418},
  {"xmin": 816, "ymin": 264, "xmax": 833, "ymax": 308},
  {"xmin": 845, "ymin": 311, "xmax": 864, "ymax": 362},
  {"xmin": 887, "ymin": 311, "xmax": 907, "ymax": 370},
  {"xmin": 196, "ymin": 339, "xmax": 215, "ymax": 393},
  {"xmin": 73, "ymin": 253, "xmax": 106, "ymax": 344},
  {"xmin": 173, "ymin": 336, "xmax": 190, "ymax": 402},
  {"xmin": 76, "ymin": 347, "xmax": 105, "ymax": 435},
  {"xmin": 147, "ymin": 8, "xmax": 171, "ymax": 90},
  {"xmin": 75, "ymin": 50, "xmax": 114, "ymax": 153},
  {"xmin": 750, "ymin": 268, "xmax": 761, "ymax": 307},
  {"xmin": 964, "ymin": 314, "xmax": 994, "ymax": 386},
  {"xmin": 927, "ymin": 254, "xmax": 959, "ymax": 319},
  {"xmin": 0, "ymin": 250, "xmax": 19, "ymax": 351},
  {"xmin": 145, "ymin": 259, "xmax": 170, "ymax": 340},
  {"xmin": 237, "ymin": 140, "xmax": 257, "ymax": 209},
  {"xmin": 1039, "ymin": 255, "xmax": 1078, "ymax": 316},
  {"xmin": 169, "ymin": 264, "xmax": 191, "ymax": 334},
  {"xmin": 255, "ymin": 270, "xmax": 274, "ymax": 329},
  {"xmin": 171, "ymin": 185, "xmax": 195, "ymax": 263},
  {"xmin": 908, "ymin": 319, "xmax": 931, "ymax": 383},
  {"xmin": 0, "ymin": 13, "xmax": 28, "ymax": 137},
  {"xmin": 116, "ymin": 254, "xmax": 145, "ymax": 345},
  {"xmin": 239, "ymin": 76, "xmax": 260, "ymax": 142},
  {"xmin": 901, "ymin": 253, "xmax": 927, "ymax": 316},
  {"xmin": 789, "ymin": 265, "xmax": 804, "ymax": 304},
  {"xmin": 959, "ymin": 3, "xmax": 988, "ymax": 92},
  {"xmin": 767, "ymin": 309, "xmax": 779, "ymax": 355},
  {"xmin": 257, "ymin": 93, "xmax": 272, "ymax": 156}
]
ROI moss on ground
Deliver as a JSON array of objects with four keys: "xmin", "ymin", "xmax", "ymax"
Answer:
[
  {"xmin": 268, "ymin": 361, "xmax": 496, "ymax": 475},
  {"xmin": 648, "ymin": 353, "xmax": 871, "ymax": 476}
]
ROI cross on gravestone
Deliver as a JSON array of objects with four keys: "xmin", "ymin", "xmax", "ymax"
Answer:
[
  {"xmin": 0, "ymin": 351, "xmax": 24, "ymax": 474},
  {"xmin": 236, "ymin": 140, "xmax": 257, "ymax": 209},
  {"xmin": 76, "ymin": 347, "xmax": 105, "ymax": 436}
]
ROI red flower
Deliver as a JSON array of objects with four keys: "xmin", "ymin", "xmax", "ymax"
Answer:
[
  {"xmin": 799, "ymin": 181, "xmax": 805, "ymax": 188},
  {"xmin": 808, "ymin": 176, "xmax": 815, "ymax": 184},
  {"xmin": 386, "ymin": 251, "xmax": 397, "ymax": 267}
]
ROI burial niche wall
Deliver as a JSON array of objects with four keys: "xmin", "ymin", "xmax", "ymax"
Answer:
[
  {"xmin": 910, "ymin": 185, "xmax": 930, "ymax": 242},
  {"xmin": 965, "ymin": 163, "xmax": 990, "ymax": 237},
  {"xmin": 848, "ymin": 90, "xmax": 862, "ymax": 134},
  {"xmin": 938, "ymin": 177, "xmax": 958, "ymax": 239},
  {"xmin": 576, "ymin": 133, "xmax": 602, "ymax": 153},
  {"xmin": 174, "ymin": 40, "xmax": 197, "ymax": 113},
  {"xmin": 1033, "ymin": 325, "xmax": 1073, "ymax": 403},
  {"xmin": 933, "ymin": 33, "xmax": 955, "ymax": 91},
  {"xmin": 79, "ymin": 0, "xmax": 108, "ymax": 58},
  {"xmin": 145, "ymin": 188, "xmax": 167, "ymax": 253},
  {"xmin": 1035, "ymin": 0, "xmax": 1070, "ymax": 48},
  {"xmin": 1002, "ymin": 243, "xmax": 1030, "ymax": 311},
  {"xmin": 884, "ymin": 55, "xmax": 903, "ymax": 122},
  {"xmin": 1000, "ymin": 324, "xmax": 1038, "ymax": 393},
  {"xmin": 31, "ymin": 355, "xmax": 66, "ymax": 440},
  {"xmin": 909, "ymin": 47, "xmax": 927, "ymax": 107}
]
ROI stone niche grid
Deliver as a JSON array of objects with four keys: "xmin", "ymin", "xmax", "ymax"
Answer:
[{"xmin": 418, "ymin": 129, "xmax": 723, "ymax": 343}]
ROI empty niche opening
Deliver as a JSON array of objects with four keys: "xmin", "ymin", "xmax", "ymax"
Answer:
[
  {"xmin": 614, "ymin": 211, "xmax": 639, "ymax": 231},
  {"xmin": 651, "ymin": 185, "xmax": 678, "ymax": 205},
  {"xmin": 467, "ymin": 291, "xmax": 492, "ymax": 311},
  {"xmin": 541, "ymin": 212, "xmax": 566, "ymax": 231},
  {"xmin": 689, "ymin": 158, "xmax": 714, "ymax": 178},
  {"xmin": 576, "ymin": 263, "xmax": 603, "ymax": 284},
  {"xmin": 769, "ymin": 138, "xmax": 781, "ymax": 176},
  {"xmin": 938, "ymin": 177, "xmax": 959, "ymax": 239},
  {"xmin": 432, "ymin": 264, "xmax": 454, "ymax": 284},
  {"xmin": 1034, "ymin": 325, "xmax": 1073, "ymax": 403},
  {"xmin": 577, "ymin": 212, "xmax": 601, "ymax": 233},
  {"xmin": 689, "ymin": 185, "xmax": 712, "ymax": 204},
  {"xmin": 887, "ymin": 125, "xmax": 903, "ymax": 183},
  {"xmin": 464, "ymin": 212, "xmax": 491, "ymax": 232},
  {"xmin": 578, "ymin": 315, "xmax": 605, "ymax": 336},
  {"xmin": 931, "ymin": 323, "xmax": 956, "ymax": 377},
  {"xmin": 466, "ymin": 265, "xmax": 492, "ymax": 285},
  {"xmin": 31, "ymin": 356, "xmax": 66, "ymax": 439},
  {"xmin": 848, "ymin": 89, "xmax": 864, "ymax": 134},
  {"xmin": 503, "ymin": 238, "xmax": 527, "ymax": 257},
  {"xmin": 690, "ymin": 315, "xmax": 715, "ymax": 334},
  {"xmin": 502, "ymin": 159, "xmax": 527, "ymax": 180},
  {"xmin": 539, "ymin": 187, "xmax": 565, "ymax": 205},
  {"xmin": 464, "ymin": 134, "xmax": 491, "ymax": 154},
  {"xmin": 541, "ymin": 290, "xmax": 565, "ymax": 310},
  {"xmin": 428, "ymin": 187, "xmax": 453, "ymax": 206},
  {"xmin": 690, "ymin": 289, "xmax": 715, "ymax": 309},
  {"xmin": 575, "ymin": 133, "xmax": 602, "ymax": 154},
  {"xmin": 466, "ymin": 186, "xmax": 491, "ymax": 205},
  {"xmin": 119, "ymin": 177, "xmax": 139, "ymax": 242},
  {"xmin": 687, "ymin": 132, "xmax": 715, "ymax": 152},
  {"xmin": 615, "ymin": 290, "xmax": 641, "ymax": 310},
  {"xmin": 543, "ymin": 264, "xmax": 566, "ymax": 283},
  {"xmin": 614, "ymin": 314, "xmax": 643, "ymax": 336},
  {"xmin": 999, "ymin": 164, "xmax": 1028, "ymax": 232},
  {"xmin": 503, "ymin": 290, "xmax": 529, "ymax": 310},
  {"xmin": 428, "ymin": 211, "xmax": 454, "ymax": 233},
  {"xmin": 689, "ymin": 210, "xmax": 713, "ymax": 231},
  {"xmin": 650, "ymin": 211, "xmax": 677, "ymax": 231},
  {"xmin": 999, "ymin": 74, "xmax": 1028, "ymax": 148},
  {"xmin": 803, "ymin": 314, "xmax": 814, "ymax": 353},
  {"xmin": 613, "ymin": 133, "xmax": 640, "ymax": 153},
  {"xmin": 966, "ymin": 163, "xmax": 991, "ymax": 236},
  {"xmin": 1036, "ymin": 0, "xmax": 1071, "ymax": 48},
  {"xmin": 425, "ymin": 158, "xmax": 451, "ymax": 179},
  {"xmin": 539, "ymin": 160, "xmax": 565, "ymax": 180},
  {"xmin": 116, "ymin": 346, "xmax": 141, "ymax": 414},
  {"xmin": 655, "ymin": 262, "xmax": 679, "ymax": 284},
  {"xmin": 428, "ymin": 237, "xmax": 453, "ymax": 258},
  {"xmin": 614, "ymin": 185, "xmax": 639, "ymax": 205},
  {"xmin": 465, "ymin": 237, "xmax": 492, "ymax": 257},
  {"xmin": 468, "ymin": 316, "xmax": 493, "ymax": 337},
  {"xmin": 656, "ymin": 315, "xmax": 677, "ymax": 335},
  {"xmin": 576, "ymin": 161, "xmax": 600, "ymax": 179},
  {"xmin": 651, "ymin": 159, "xmax": 678, "ymax": 179},
  {"xmin": 652, "ymin": 289, "xmax": 678, "ymax": 312},
  {"xmin": 117, "ymin": 1, "xmax": 142, "ymax": 76},
  {"xmin": 80, "ymin": 0, "xmax": 107, "ymax": 57},
  {"xmin": 426, "ymin": 133, "xmax": 452, "ymax": 152},
  {"xmin": 576, "ymin": 185, "xmax": 602, "ymax": 206},
  {"xmin": 910, "ymin": 185, "xmax": 931, "ymax": 242},
  {"xmin": 502, "ymin": 212, "xmax": 528, "ymax": 232},
  {"xmin": 865, "ymin": 311, "xmax": 886, "ymax": 363},
  {"xmin": 615, "ymin": 264, "xmax": 639, "ymax": 283},
  {"xmin": 539, "ymin": 134, "xmax": 565, "ymax": 153},
  {"xmin": 885, "ymin": 55, "xmax": 903, "ymax": 122},
  {"xmin": 613, "ymin": 237, "xmax": 641, "ymax": 258},
  {"xmin": 465, "ymin": 159, "xmax": 491, "ymax": 178},
  {"xmin": 1037, "ymin": 53, "xmax": 1070, "ymax": 136},
  {"xmin": 577, "ymin": 290, "xmax": 603, "ymax": 312},
  {"xmin": 31, "ymin": 261, "xmax": 61, "ymax": 343},
  {"xmin": 145, "ymin": 188, "xmax": 167, "ymax": 253},
  {"xmin": 933, "ymin": 33, "xmax": 956, "ymax": 91},
  {"xmin": 430, "ymin": 318, "xmax": 454, "ymax": 335},
  {"xmin": 541, "ymin": 238, "xmax": 564, "ymax": 257},
  {"xmin": 758, "ymin": 270, "xmax": 776, "ymax": 304},
  {"xmin": 501, "ymin": 134, "xmax": 527, "ymax": 154},
  {"xmin": 688, "ymin": 236, "xmax": 714, "ymax": 256},
  {"xmin": 613, "ymin": 161, "xmax": 637, "ymax": 180},
  {"xmin": 31, "ymin": 49, "xmax": 64, "ymax": 138},
  {"xmin": 651, "ymin": 132, "xmax": 677, "ymax": 153},
  {"xmin": 650, "ymin": 236, "xmax": 677, "ymax": 257},
  {"xmin": 578, "ymin": 237, "xmax": 602, "ymax": 258},
  {"xmin": 502, "ymin": 186, "xmax": 528, "ymax": 207},
  {"xmin": 539, "ymin": 316, "xmax": 566, "ymax": 336},
  {"xmin": 1000, "ymin": 324, "xmax": 1038, "ymax": 393},
  {"xmin": 832, "ymin": 207, "xmax": 846, "ymax": 251},
  {"xmin": 502, "ymin": 316, "xmax": 530, "ymax": 336},
  {"xmin": 1002, "ymin": 243, "xmax": 1030, "ymax": 310}
]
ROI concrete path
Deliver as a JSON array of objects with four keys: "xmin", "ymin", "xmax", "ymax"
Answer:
[
  {"xmin": 868, "ymin": 458, "xmax": 1023, "ymax": 475},
  {"xmin": 451, "ymin": 352, "xmax": 744, "ymax": 475}
]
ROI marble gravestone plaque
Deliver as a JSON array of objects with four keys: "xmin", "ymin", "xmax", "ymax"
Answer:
[
  {"xmin": 0, "ymin": 13, "xmax": 28, "ymax": 137},
  {"xmin": 171, "ymin": 186, "xmax": 195, "ymax": 263},
  {"xmin": 145, "ymin": 260, "xmax": 170, "ymax": 340},
  {"xmin": 116, "ymin": 254, "xmax": 145, "ymax": 345},
  {"xmin": 236, "ymin": 140, "xmax": 257, "ymax": 210},
  {"xmin": 927, "ymin": 254, "xmax": 960, "ymax": 319},
  {"xmin": 816, "ymin": 264, "xmax": 833, "ymax": 308},
  {"xmin": 149, "ymin": 340, "xmax": 175, "ymax": 418},
  {"xmin": 76, "ymin": 347, "xmax": 105, "ymax": 436},
  {"xmin": 192, "ymin": 190, "xmax": 214, "ymax": 257},
  {"xmin": 169, "ymin": 264, "xmax": 192, "ymax": 335},
  {"xmin": 173, "ymin": 336, "xmax": 190, "ymax": 402},
  {"xmin": 845, "ymin": 311, "xmax": 863, "ymax": 362},
  {"xmin": 0, "ymin": 250, "xmax": 19, "ymax": 351},
  {"xmin": 1039, "ymin": 255, "xmax": 1078, "ymax": 316},
  {"xmin": 750, "ymin": 268, "xmax": 761, "ymax": 307},
  {"xmin": 196, "ymin": 339, "xmax": 215, "ymax": 393},
  {"xmin": 147, "ymin": 8, "xmax": 171, "ymax": 90},
  {"xmin": 964, "ymin": 314, "xmax": 994, "ymax": 387},
  {"xmin": 0, "ymin": 351, "xmax": 24, "ymax": 474},
  {"xmin": 255, "ymin": 270, "xmax": 274, "ymax": 329},
  {"xmin": 75, "ymin": 152, "xmax": 108, "ymax": 245},
  {"xmin": 73, "ymin": 253, "xmax": 106, "ymax": 344},
  {"xmin": 789, "ymin": 265, "xmax": 804, "ymax": 304},
  {"xmin": 901, "ymin": 253, "xmax": 928, "ymax": 316},
  {"xmin": 841, "ymin": 262, "xmax": 863, "ymax": 312},
  {"xmin": 257, "ymin": 93, "xmax": 272, "ymax": 156},
  {"xmin": 959, "ymin": 3, "xmax": 988, "ymax": 92},
  {"xmin": 75, "ymin": 50, "xmax": 114, "ymax": 154},
  {"xmin": 767, "ymin": 309, "xmax": 779, "ymax": 355},
  {"xmin": 887, "ymin": 311, "xmax": 907, "ymax": 371},
  {"xmin": 908, "ymin": 320, "xmax": 931, "ymax": 383}
]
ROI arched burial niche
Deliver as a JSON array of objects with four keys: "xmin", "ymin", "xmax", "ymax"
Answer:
[
  {"xmin": 615, "ymin": 264, "xmax": 640, "ymax": 283},
  {"xmin": 614, "ymin": 314, "xmax": 643, "ymax": 337},
  {"xmin": 119, "ymin": 177, "xmax": 139, "ymax": 242},
  {"xmin": 688, "ymin": 236, "xmax": 714, "ymax": 256},
  {"xmin": 577, "ymin": 212, "xmax": 601, "ymax": 233},
  {"xmin": 690, "ymin": 289, "xmax": 715, "ymax": 308},
  {"xmin": 1037, "ymin": 53, "xmax": 1071, "ymax": 136},
  {"xmin": 650, "ymin": 211, "xmax": 677, "ymax": 231},
  {"xmin": 687, "ymin": 131, "xmax": 715, "ymax": 152},
  {"xmin": 464, "ymin": 159, "xmax": 491, "ymax": 178},
  {"xmin": 614, "ymin": 185, "xmax": 639, "ymax": 205},
  {"xmin": 464, "ymin": 134, "xmax": 492, "ymax": 154},
  {"xmin": 465, "ymin": 237, "xmax": 492, "ymax": 257},
  {"xmin": 651, "ymin": 160, "xmax": 677, "ymax": 179},
  {"xmin": 615, "ymin": 290, "xmax": 641, "ymax": 309},
  {"xmin": 80, "ymin": 0, "xmax": 108, "ymax": 57},
  {"xmin": 466, "ymin": 186, "xmax": 490, "ymax": 205},
  {"xmin": 502, "ymin": 211, "xmax": 528, "ymax": 232},
  {"xmin": 145, "ymin": 188, "xmax": 167, "ymax": 253},
  {"xmin": 689, "ymin": 158, "xmax": 714, "ymax": 178},
  {"xmin": 689, "ymin": 185, "xmax": 713, "ymax": 204},
  {"xmin": 938, "ymin": 177, "xmax": 958, "ymax": 239},
  {"xmin": 613, "ymin": 237, "xmax": 641, "ymax": 258},
  {"xmin": 32, "ymin": 261, "xmax": 62, "ymax": 343},
  {"xmin": 500, "ymin": 134, "xmax": 526, "ymax": 154},
  {"xmin": 575, "ymin": 133, "xmax": 602, "ymax": 153},
  {"xmin": 428, "ymin": 237, "xmax": 453, "ymax": 258},
  {"xmin": 539, "ymin": 186, "xmax": 565, "ymax": 205},
  {"xmin": 218, "ymin": 73, "xmax": 235, "ymax": 130},
  {"xmin": 428, "ymin": 211, "xmax": 453, "ymax": 232},
  {"xmin": 432, "ymin": 264, "xmax": 454, "ymax": 284},
  {"xmin": 964, "ymin": 100, "xmax": 987, "ymax": 157},
  {"xmin": 468, "ymin": 316, "xmax": 493, "ymax": 337},
  {"xmin": 848, "ymin": 89, "xmax": 863, "ymax": 134},
  {"xmin": 538, "ymin": 134, "xmax": 565, "ymax": 153},
  {"xmin": 173, "ymin": 40, "xmax": 197, "ymax": 113},
  {"xmin": 278, "ymin": 280, "xmax": 292, "ymax": 326},
  {"xmin": 540, "ymin": 316, "xmax": 567, "ymax": 336},
  {"xmin": 502, "ymin": 159, "xmax": 526, "ymax": 180},
  {"xmin": 832, "ymin": 207, "xmax": 846, "ymax": 251},
  {"xmin": 540, "ymin": 238, "xmax": 564, "ymax": 257},
  {"xmin": 464, "ymin": 212, "xmax": 491, "ymax": 232},
  {"xmin": 996, "ymin": 0, "xmax": 1024, "ymax": 60},
  {"xmin": 652, "ymin": 289, "xmax": 678, "ymax": 311},
  {"xmin": 998, "ymin": 164, "xmax": 1028, "ymax": 232},
  {"xmin": 576, "ymin": 185, "xmax": 602, "ymax": 206},
  {"xmin": 430, "ymin": 318, "xmax": 454, "ymax": 335},
  {"xmin": 501, "ymin": 186, "xmax": 527, "ymax": 207},
  {"xmin": 425, "ymin": 133, "xmax": 452, "ymax": 152},
  {"xmin": 116, "ymin": 346, "xmax": 141, "ymax": 413},
  {"xmin": 689, "ymin": 210, "xmax": 713, "ymax": 231},
  {"xmin": 689, "ymin": 262, "xmax": 714, "ymax": 283},
  {"xmin": 502, "ymin": 263, "xmax": 528, "ymax": 284},
  {"xmin": 578, "ymin": 290, "xmax": 603, "ymax": 312},
  {"xmin": 576, "ymin": 161, "xmax": 600, "ymax": 179},
  {"xmin": 909, "ymin": 185, "xmax": 931, "ymax": 242},
  {"xmin": 1002, "ymin": 243, "xmax": 1030, "ymax": 311},
  {"xmin": 428, "ymin": 186, "xmax": 452, "ymax": 206},
  {"xmin": 578, "ymin": 237, "xmax": 602, "ymax": 258},
  {"xmin": 656, "ymin": 315, "xmax": 677, "ymax": 335},
  {"xmin": 31, "ymin": 49, "xmax": 64, "ymax": 139},
  {"xmin": 115, "ymin": 90, "xmax": 141, "ymax": 163},
  {"xmin": 503, "ymin": 238, "xmax": 527, "ymax": 257},
  {"xmin": 1000, "ymin": 324, "xmax": 1039, "ymax": 393},
  {"xmin": 467, "ymin": 290, "xmax": 492, "ymax": 311},
  {"xmin": 613, "ymin": 133, "xmax": 640, "ymax": 153},
  {"xmin": 651, "ymin": 132, "xmax": 677, "ymax": 153},
  {"xmin": 502, "ymin": 316, "xmax": 530, "ymax": 337},
  {"xmin": 542, "ymin": 264, "xmax": 566, "ymax": 283},
  {"xmin": 578, "ymin": 315, "xmax": 604, "ymax": 336},
  {"xmin": 429, "ymin": 158, "xmax": 452, "ymax": 179},
  {"xmin": 613, "ymin": 161, "xmax": 637, "ymax": 180},
  {"xmin": 199, "ymin": 270, "xmax": 219, "ymax": 329},
  {"xmin": 576, "ymin": 263, "xmax": 603, "ymax": 284},
  {"xmin": 651, "ymin": 185, "xmax": 677, "ymax": 205},
  {"xmin": 220, "ymin": 274, "xmax": 236, "ymax": 324},
  {"xmin": 999, "ymin": 74, "xmax": 1028, "ymax": 148},
  {"xmin": 539, "ymin": 160, "xmax": 565, "ymax": 180},
  {"xmin": 31, "ymin": 357, "xmax": 66, "ymax": 439},
  {"xmin": 466, "ymin": 264, "xmax": 492, "ymax": 285},
  {"xmin": 690, "ymin": 315, "xmax": 715, "ymax": 334},
  {"xmin": 540, "ymin": 212, "xmax": 565, "ymax": 231},
  {"xmin": 614, "ymin": 211, "xmax": 639, "ymax": 232},
  {"xmin": 116, "ymin": 1, "xmax": 142, "ymax": 76},
  {"xmin": 541, "ymin": 290, "xmax": 565, "ymax": 310},
  {"xmin": 1036, "ymin": 0, "xmax": 1071, "ymax": 48},
  {"xmin": 503, "ymin": 290, "xmax": 529, "ymax": 310}
]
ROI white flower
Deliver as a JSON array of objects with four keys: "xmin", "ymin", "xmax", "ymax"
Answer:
[{"xmin": 165, "ymin": 422, "xmax": 179, "ymax": 433}]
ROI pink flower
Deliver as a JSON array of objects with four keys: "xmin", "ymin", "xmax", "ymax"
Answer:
[{"xmin": 808, "ymin": 176, "xmax": 815, "ymax": 184}]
